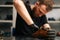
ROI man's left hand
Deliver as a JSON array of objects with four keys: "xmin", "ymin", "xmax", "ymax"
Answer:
[{"xmin": 42, "ymin": 23, "xmax": 51, "ymax": 30}]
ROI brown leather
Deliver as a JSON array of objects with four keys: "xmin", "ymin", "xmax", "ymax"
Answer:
[
  {"xmin": 32, "ymin": 29, "xmax": 60, "ymax": 37},
  {"xmin": 32, "ymin": 29, "xmax": 48, "ymax": 37}
]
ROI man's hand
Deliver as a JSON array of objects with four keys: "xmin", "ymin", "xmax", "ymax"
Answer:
[
  {"xmin": 29, "ymin": 24, "xmax": 39, "ymax": 29},
  {"xmin": 29, "ymin": 24, "xmax": 39, "ymax": 32},
  {"xmin": 42, "ymin": 23, "xmax": 51, "ymax": 30},
  {"xmin": 31, "ymin": 23, "xmax": 51, "ymax": 38}
]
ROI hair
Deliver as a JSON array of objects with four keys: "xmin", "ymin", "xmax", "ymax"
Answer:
[{"xmin": 38, "ymin": 0, "xmax": 54, "ymax": 11}]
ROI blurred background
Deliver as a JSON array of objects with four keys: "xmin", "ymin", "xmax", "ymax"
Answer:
[{"xmin": 0, "ymin": 0, "xmax": 60, "ymax": 40}]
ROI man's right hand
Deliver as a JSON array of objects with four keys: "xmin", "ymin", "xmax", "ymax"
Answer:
[
  {"xmin": 29, "ymin": 24, "xmax": 39, "ymax": 33},
  {"xmin": 29, "ymin": 24, "xmax": 39, "ymax": 29}
]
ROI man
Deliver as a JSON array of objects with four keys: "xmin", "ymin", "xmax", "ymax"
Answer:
[{"xmin": 13, "ymin": 0, "xmax": 56, "ymax": 40}]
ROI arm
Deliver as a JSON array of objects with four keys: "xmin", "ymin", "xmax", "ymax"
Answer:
[
  {"xmin": 13, "ymin": 0, "xmax": 39, "ymax": 29},
  {"xmin": 13, "ymin": 0, "xmax": 34, "ymax": 25}
]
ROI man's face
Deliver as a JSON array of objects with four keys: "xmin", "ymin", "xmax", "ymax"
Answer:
[{"xmin": 33, "ymin": 3, "xmax": 48, "ymax": 17}]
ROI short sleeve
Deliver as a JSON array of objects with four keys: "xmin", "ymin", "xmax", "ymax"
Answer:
[{"xmin": 40, "ymin": 15, "xmax": 48, "ymax": 26}]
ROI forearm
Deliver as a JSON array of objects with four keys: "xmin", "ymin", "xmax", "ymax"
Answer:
[{"xmin": 13, "ymin": 0, "xmax": 34, "ymax": 25}]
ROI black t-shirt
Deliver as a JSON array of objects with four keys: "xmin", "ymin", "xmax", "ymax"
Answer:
[{"xmin": 15, "ymin": 3, "xmax": 48, "ymax": 37}]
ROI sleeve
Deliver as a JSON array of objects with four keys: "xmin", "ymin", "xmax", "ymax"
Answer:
[{"xmin": 41, "ymin": 15, "xmax": 48, "ymax": 25}]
